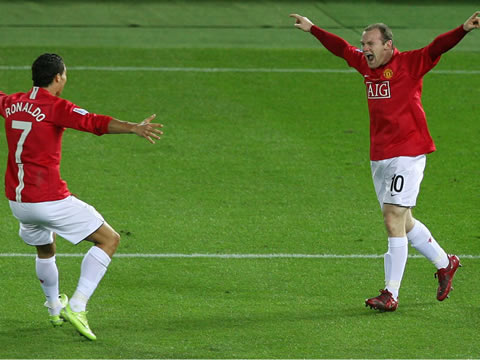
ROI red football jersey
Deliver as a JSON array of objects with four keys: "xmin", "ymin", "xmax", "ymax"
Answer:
[
  {"xmin": 343, "ymin": 46, "xmax": 439, "ymax": 160},
  {"xmin": 311, "ymin": 25, "xmax": 467, "ymax": 161},
  {"xmin": 0, "ymin": 87, "xmax": 112, "ymax": 203}
]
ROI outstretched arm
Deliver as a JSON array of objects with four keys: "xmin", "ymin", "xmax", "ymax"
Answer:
[
  {"xmin": 108, "ymin": 114, "xmax": 164, "ymax": 144},
  {"xmin": 289, "ymin": 14, "xmax": 350, "ymax": 58},
  {"xmin": 428, "ymin": 11, "xmax": 480, "ymax": 61}
]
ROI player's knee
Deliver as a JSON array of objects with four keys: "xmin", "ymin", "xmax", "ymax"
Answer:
[
  {"xmin": 384, "ymin": 220, "xmax": 399, "ymax": 236},
  {"xmin": 36, "ymin": 242, "xmax": 56, "ymax": 258},
  {"xmin": 383, "ymin": 212, "xmax": 396, "ymax": 226},
  {"xmin": 107, "ymin": 230, "xmax": 121, "ymax": 253},
  {"xmin": 88, "ymin": 224, "xmax": 121, "ymax": 257},
  {"xmin": 383, "ymin": 207, "xmax": 406, "ymax": 236}
]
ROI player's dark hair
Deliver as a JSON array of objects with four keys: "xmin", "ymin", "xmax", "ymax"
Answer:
[
  {"xmin": 32, "ymin": 53, "xmax": 65, "ymax": 87},
  {"xmin": 364, "ymin": 23, "xmax": 394, "ymax": 45}
]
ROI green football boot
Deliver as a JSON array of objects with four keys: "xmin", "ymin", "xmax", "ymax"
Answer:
[
  {"xmin": 46, "ymin": 293, "xmax": 69, "ymax": 327},
  {"xmin": 61, "ymin": 304, "xmax": 97, "ymax": 341}
]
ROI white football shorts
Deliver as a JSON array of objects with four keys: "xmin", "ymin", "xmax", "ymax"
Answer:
[
  {"xmin": 9, "ymin": 195, "xmax": 104, "ymax": 246},
  {"xmin": 371, "ymin": 155, "xmax": 426, "ymax": 209}
]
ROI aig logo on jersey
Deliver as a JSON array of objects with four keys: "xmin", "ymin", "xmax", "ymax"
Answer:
[{"xmin": 366, "ymin": 81, "xmax": 391, "ymax": 99}]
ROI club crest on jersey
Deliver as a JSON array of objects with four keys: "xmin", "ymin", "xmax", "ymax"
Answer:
[
  {"xmin": 383, "ymin": 68, "xmax": 394, "ymax": 79},
  {"xmin": 366, "ymin": 81, "xmax": 391, "ymax": 99}
]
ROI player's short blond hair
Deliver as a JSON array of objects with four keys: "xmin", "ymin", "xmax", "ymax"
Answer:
[{"xmin": 364, "ymin": 23, "xmax": 394, "ymax": 45}]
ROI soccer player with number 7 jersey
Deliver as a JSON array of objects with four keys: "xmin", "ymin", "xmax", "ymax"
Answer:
[
  {"xmin": 290, "ymin": 12, "xmax": 480, "ymax": 311},
  {"xmin": 0, "ymin": 53, "xmax": 163, "ymax": 339}
]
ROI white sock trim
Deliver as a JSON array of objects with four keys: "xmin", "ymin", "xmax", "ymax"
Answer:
[
  {"xmin": 388, "ymin": 236, "xmax": 408, "ymax": 248},
  {"xmin": 36, "ymin": 255, "xmax": 56, "ymax": 263},
  {"xmin": 89, "ymin": 246, "xmax": 111, "ymax": 267}
]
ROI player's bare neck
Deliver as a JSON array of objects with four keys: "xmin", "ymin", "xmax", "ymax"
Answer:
[
  {"xmin": 43, "ymin": 84, "xmax": 61, "ymax": 97},
  {"xmin": 381, "ymin": 49, "xmax": 394, "ymax": 66}
]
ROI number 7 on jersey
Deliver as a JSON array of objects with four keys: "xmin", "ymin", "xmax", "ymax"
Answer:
[{"xmin": 11, "ymin": 120, "xmax": 32, "ymax": 201}]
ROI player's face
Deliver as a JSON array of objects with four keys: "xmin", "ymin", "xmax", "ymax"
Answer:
[{"xmin": 361, "ymin": 29, "xmax": 393, "ymax": 69}]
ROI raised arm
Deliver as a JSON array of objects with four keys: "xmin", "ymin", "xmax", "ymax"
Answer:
[
  {"xmin": 428, "ymin": 11, "xmax": 480, "ymax": 61},
  {"xmin": 289, "ymin": 14, "xmax": 350, "ymax": 58}
]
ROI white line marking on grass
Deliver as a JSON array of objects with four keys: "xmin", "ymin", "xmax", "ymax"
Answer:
[
  {"xmin": 1, "ymin": 65, "xmax": 480, "ymax": 74},
  {"xmin": 0, "ymin": 253, "xmax": 479, "ymax": 259}
]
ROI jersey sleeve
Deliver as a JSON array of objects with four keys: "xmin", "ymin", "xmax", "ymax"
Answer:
[
  {"xmin": 310, "ymin": 25, "xmax": 365, "ymax": 72},
  {"xmin": 310, "ymin": 26, "xmax": 350, "ymax": 57},
  {"xmin": 401, "ymin": 47, "xmax": 441, "ymax": 79},
  {"xmin": 426, "ymin": 25, "xmax": 468, "ymax": 62},
  {"xmin": 53, "ymin": 99, "xmax": 112, "ymax": 135},
  {"xmin": 405, "ymin": 25, "xmax": 468, "ymax": 79}
]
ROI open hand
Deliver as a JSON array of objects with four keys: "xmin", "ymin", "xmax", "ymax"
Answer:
[{"xmin": 135, "ymin": 114, "xmax": 163, "ymax": 144}]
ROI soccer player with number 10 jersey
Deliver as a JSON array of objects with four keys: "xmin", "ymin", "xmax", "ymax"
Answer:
[{"xmin": 290, "ymin": 11, "xmax": 480, "ymax": 311}]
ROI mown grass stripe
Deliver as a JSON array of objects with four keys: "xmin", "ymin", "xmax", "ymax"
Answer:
[
  {"xmin": 0, "ymin": 253, "xmax": 479, "ymax": 259},
  {"xmin": 1, "ymin": 65, "xmax": 479, "ymax": 74}
]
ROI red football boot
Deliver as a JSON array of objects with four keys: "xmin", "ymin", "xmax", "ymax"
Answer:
[
  {"xmin": 435, "ymin": 254, "xmax": 461, "ymax": 301},
  {"xmin": 365, "ymin": 289, "xmax": 398, "ymax": 312}
]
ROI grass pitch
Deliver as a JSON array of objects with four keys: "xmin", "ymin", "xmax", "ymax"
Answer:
[{"xmin": 0, "ymin": 1, "xmax": 479, "ymax": 359}]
